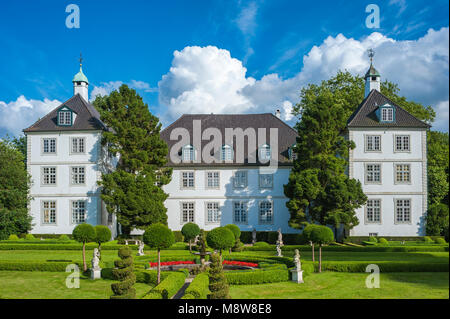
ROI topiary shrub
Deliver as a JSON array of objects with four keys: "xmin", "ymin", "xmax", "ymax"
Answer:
[
  {"xmin": 94, "ymin": 225, "xmax": 112, "ymax": 259},
  {"xmin": 253, "ymin": 241, "xmax": 270, "ymax": 247},
  {"xmin": 310, "ymin": 225, "xmax": 334, "ymax": 273},
  {"xmin": 368, "ymin": 236, "xmax": 378, "ymax": 243},
  {"xmin": 143, "ymin": 223, "xmax": 175, "ymax": 284},
  {"xmin": 181, "ymin": 222, "xmax": 200, "ymax": 252},
  {"xmin": 208, "ymin": 252, "xmax": 230, "ymax": 299},
  {"xmin": 303, "ymin": 224, "xmax": 320, "ymax": 262},
  {"xmin": 378, "ymin": 238, "xmax": 388, "ymax": 245},
  {"xmin": 423, "ymin": 236, "xmax": 434, "ymax": 243},
  {"xmin": 110, "ymin": 246, "xmax": 136, "ymax": 299},
  {"xmin": 58, "ymin": 234, "xmax": 70, "ymax": 241},
  {"xmin": 173, "ymin": 231, "xmax": 184, "ymax": 242},
  {"xmin": 72, "ymin": 223, "xmax": 96, "ymax": 271},
  {"xmin": 25, "ymin": 234, "xmax": 36, "ymax": 241},
  {"xmin": 224, "ymin": 224, "xmax": 242, "ymax": 253},
  {"xmin": 8, "ymin": 234, "xmax": 19, "ymax": 241},
  {"xmin": 206, "ymin": 227, "xmax": 235, "ymax": 256},
  {"xmin": 435, "ymin": 237, "xmax": 446, "ymax": 244}
]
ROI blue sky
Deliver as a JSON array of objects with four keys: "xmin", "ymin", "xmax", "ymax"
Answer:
[{"xmin": 0, "ymin": 0, "xmax": 448, "ymax": 137}]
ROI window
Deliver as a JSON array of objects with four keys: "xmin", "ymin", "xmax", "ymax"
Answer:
[
  {"xmin": 365, "ymin": 135, "xmax": 381, "ymax": 152},
  {"xmin": 181, "ymin": 171, "xmax": 195, "ymax": 189},
  {"xmin": 259, "ymin": 144, "xmax": 271, "ymax": 162},
  {"xmin": 181, "ymin": 202, "xmax": 195, "ymax": 223},
  {"xmin": 221, "ymin": 145, "xmax": 233, "ymax": 162},
  {"xmin": 369, "ymin": 232, "xmax": 378, "ymax": 237},
  {"xmin": 206, "ymin": 171, "xmax": 220, "ymax": 189},
  {"xmin": 42, "ymin": 138, "xmax": 56, "ymax": 154},
  {"xmin": 288, "ymin": 146, "xmax": 298, "ymax": 160},
  {"xmin": 233, "ymin": 201, "xmax": 248, "ymax": 224},
  {"xmin": 395, "ymin": 199, "xmax": 411, "ymax": 223},
  {"xmin": 395, "ymin": 135, "xmax": 410, "ymax": 152},
  {"xmin": 71, "ymin": 137, "xmax": 85, "ymax": 154},
  {"xmin": 395, "ymin": 164, "xmax": 411, "ymax": 183},
  {"xmin": 381, "ymin": 108, "xmax": 394, "ymax": 122},
  {"xmin": 42, "ymin": 167, "xmax": 56, "ymax": 185},
  {"xmin": 233, "ymin": 171, "xmax": 247, "ymax": 188},
  {"xmin": 206, "ymin": 202, "xmax": 220, "ymax": 223},
  {"xmin": 72, "ymin": 200, "xmax": 86, "ymax": 224},
  {"xmin": 182, "ymin": 145, "xmax": 195, "ymax": 162},
  {"xmin": 259, "ymin": 173, "xmax": 273, "ymax": 188},
  {"xmin": 366, "ymin": 164, "xmax": 381, "ymax": 183},
  {"xmin": 259, "ymin": 201, "xmax": 273, "ymax": 224},
  {"xmin": 366, "ymin": 199, "xmax": 381, "ymax": 223},
  {"xmin": 58, "ymin": 110, "xmax": 72, "ymax": 125},
  {"xmin": 42, "ymin": 201, "xmax": 56, "ymax": 224},
  {"xmin": 71, "ymin": 166, "xmax": 85, "ymax": 185}
]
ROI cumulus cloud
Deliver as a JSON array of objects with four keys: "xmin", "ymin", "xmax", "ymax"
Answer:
[
  {"xmin": 159, "ymin": 28, "xmax": 449, "ymax": 130},
  {"xmin": 0, "ymin": 95, "xmax": 61, "ymax": 136}
]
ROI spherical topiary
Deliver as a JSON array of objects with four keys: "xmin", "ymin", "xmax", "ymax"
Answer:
[
  {"xmin": 58, "ymin": 234, "xmax": 70, "ymax": 241},
  {"xmin": 8, "ymin": 234, "xmax": 19, "ymax": 241},
  {"xmin": 25, "ymin": 234, "xmax": 35, "ymax": 241},
  {"xmin": 72, "ymin": 223, "xmax": 96, "ymax": 243},
  {"xmin": 224, "ymin": 224, "xmax": 241, "ymax": 240},
  {"xmin": 206, "ymin": 227, "xmax": 235, "ymax": 253},
  {"xmin": 95, "ymin": 225, "xmax": 112, "ymax": 244},
  {"xmin": 143, "ymin": 223, "xmax": 175, "ymax": 249},
  {"xmin": 310, "ymin": 225, "xmax": 334, "ymax": 245},
  {"xmin": 378, "ymin": 238, "xmax": 388, "ymax": 245},
  {"xmin": 302, "ymin": 224, "xmax": 320, "ymax": 242},
  {"xmin": 435, "ymin": 237, "xmax": 446, "ymax": 244},
  {"xmin": 181, "ymin": 222, "xmax": 201, "ymax": 251},
  {"xmin": 423, "ymin": 236, "xmax": 433, "ymax": 243},
  {"xmin": 253, "ymin": 241, "xmax": 270, "ymax": 247},
  {"xmin": 368, "ymin": 236, "xmax": 378, "ymax": 243}
]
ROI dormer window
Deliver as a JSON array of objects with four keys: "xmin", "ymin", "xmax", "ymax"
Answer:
[
  {"xmin": 378, "ymin": 104, "xmax": 395, "ymax": 123},
  {"xmin": 57, "ymin": 107, "xmax": 73, "ymax": 126},
  {"xmin": 259, "ymin": 144, "xmax": 271, "ymax": 162},
  {"xmin": 182, "ymin": 145, "xmax": 195, "ymax": 162}
]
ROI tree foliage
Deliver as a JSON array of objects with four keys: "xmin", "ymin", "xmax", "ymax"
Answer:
[
  {"xmin": 72, "ymin": 223, "xmax": 96, "ymax": 271},
  {"xmin": 111, "ymin": 246, "xmax": 136, "ymax": 299},
  {"xmin": 208, "ymin": 252, "xmax": 230, "ymax": 299},
  {"xmin": 426, "ymin": 203, "xmax": 449, "ymax": 236},
  {"xmin": 93, "ymin": 85, "xmax": 172, "ymax": 234},
  {"xmin": 206, "ymin": 227, "xmax": 235, "ymax": 254},
  {"xmin": 427, "ymin": 131, "xmax": 449, "ymax": 206},
  {"xmin": 181, "ymin": 222, "xmax": 201, "ymax": 252}
]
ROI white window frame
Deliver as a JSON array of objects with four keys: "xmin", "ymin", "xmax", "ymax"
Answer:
[
  {"xmin": 395, "ymin": 199, "xmax": 411, "ymax": 224},
  {"xmin": 394, "ymin": 135, "xmax": 410, "ymax": 152},
  {"xmin": 381, "ymin": 107, "xmax": 393, "ymax": 122},
  {"xmin": 233, "ymin": 170, "xmax": 248, "ymax": 189},
  {"xmin": 259, "ymin": 144, "xmax": 271, "ymax": 162},
  {"xmin": 394, "ymin": 164, "xmax": 411, "ymax": 184},
  {"xmin": 41, "ymin": 200, "xmax": 57, "ymax": 225},
  {"xmin": 41, "ymin": 138, "xmax": 57, "ymax": 155},
  {"xmin": 71, "ymin": 200, "xmax": 87, "ymax": 224},
  {"xmin": 180, "ymin": 171, "xmax": 195, "ymax": 189},
  {"xmin": 41, "ymin": 166, "xmax": 57, "ymax": 186},
  {"xmin": 221, "ymin": 145, "xmax": 233, "ymax": 162},
  {"xmin": 233, "ymin": 201, "xmax": 248, "ymax": 224},
  {"xmin": 205, "ymin": 171, "xmax": 220, "ymax": 189},
  {"xmin": 58, "ymin": 110, "xmax": 72, "ymax": 125},
  {"xmin": 182, "ymin": 145, "xmax": 195, "ymax": 162},
  {"xmin": 258, "ymin": 200, "xmax": 274, "ymax": 225},
  {"xmin": 205, "ymin": 202, "xmax": 221, "ymax": 224},
  {"xmin": 70, "ymin": 137, "xmax": 86, "ymax": 154},
  {"xmin": 365, "ymin": 135, "xmax": 381, "ymax": 152},
  {"xmin": 70, "ymin": 166, "xmax": 86, "ymax": 185},
  {"xmin": 365, "ymin": 199, "xmax": 381, "ymax": 224},
  {"xmin": 365, "ymin": 163, "xmax": 381, "ymax": 184},
  {"xmin": 259, "ymin": 173, "xmax": 273, "ymax": 189},
  {"xmin": 180, "ymin": 202, "xmax": 195, "ymax": 224}
]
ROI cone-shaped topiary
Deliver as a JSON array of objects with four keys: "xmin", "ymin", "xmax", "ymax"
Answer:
[
  {"xmin": 208, "ymin": 252, "xmax": 230, "ymax": 299},
  {"xmin": 111, "ymin": 246, "xmax": 136, "ymax": 299}
]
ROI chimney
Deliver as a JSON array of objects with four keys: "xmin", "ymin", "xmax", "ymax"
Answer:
[{"xmin": 275, "ymin": 109, "xmax": 281, "ymax": 119}]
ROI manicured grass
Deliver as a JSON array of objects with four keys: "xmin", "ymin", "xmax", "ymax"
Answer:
[
  {"xmin": 229, "ymin": 272, "xmax": 449, "ymax": 299},
  {"xmin": 0, "ymin": 271, "xmax": 153, "ymax": 299}
]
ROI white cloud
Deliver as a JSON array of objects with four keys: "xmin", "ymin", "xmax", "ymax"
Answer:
[
  {"xmin": 433, "ymin": 100, "xmax": 449, "ymax": 132},
  {"xmin": 0, "ymin": 95, "xmax": 61, "ymax": 136},
  {"xmin": 235, "ymin": 1, "xmax": 258, "ymax": 36},
  {"xmin": 159, "ymin": 28, "xmax": 449, "ymax": 130}
]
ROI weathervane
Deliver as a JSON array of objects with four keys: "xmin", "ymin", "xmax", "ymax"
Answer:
[
  {"xmin": 367, "ymin": 48, "xmax": 375, "ymax": 63},
  {"xmin": 79, "ymin": 53, "xmax": 83, "ymax": 68}
]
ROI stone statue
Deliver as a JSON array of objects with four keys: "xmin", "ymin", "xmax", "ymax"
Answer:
[
  {"xmin": 252, "ymin": 228, "xmax": 257, "ymax": 245},
  {"xmin": 137, "ymin": 240, "xmax": 145, "ymax": 256},
  {"xmin": 293, "ymin": 249, "xmax": 301, "ymax": 271},
  {"xmin": 276, "ymin": 228, "xmax": 284, "ymax": 247},
  {"xmin": 276, "ymin": 244, "xmax": 282, "ymax": 257},
  {"xmin": 125, "ymin": 240, "xmax": 128, "ymax": 245},
  {"xmin": 91, "ymin": 248, "xmax": 100, "ymax": 270},
  {"xmin": 290, "ymin": 248, "xmax": 304, "ymax": 283}
]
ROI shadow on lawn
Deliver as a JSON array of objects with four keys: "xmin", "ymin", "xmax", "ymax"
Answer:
[{"xmin": 382, "ymin": 272, "xmax": 449, "ymax": 289}]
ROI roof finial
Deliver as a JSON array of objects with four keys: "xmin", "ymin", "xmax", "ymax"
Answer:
[
  {"xmin": 79, "ymin": 52, "xmax": 83, "ymax": 69},
  {"xmin": 367, "ymin": 48, "xmax": 375, "ymax": 64}
]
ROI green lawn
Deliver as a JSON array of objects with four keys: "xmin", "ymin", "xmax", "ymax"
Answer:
[
  {"xmin": 229, "ymin": 272, "xmax": 449, "ymax": 299},
  {"xmin": 0, "ymin": 271, "xmax": 153, "ymax": 299}
]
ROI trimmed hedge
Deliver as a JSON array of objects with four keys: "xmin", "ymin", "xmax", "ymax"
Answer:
[
  {"xmin": 0, "ymin": 260, "xmax": 80, "ymax": 272},
  {"xmin": 143, "ymin": 271, "xmax": 187, "ymax": 299},
  {"xmin": 224, "ymin": 268, "xmax": 289, "ymax": 285},
  {"xmin": 182, "ymin": 272, "xmax": 210, "ymax": 299},
  {"xmin": 242, "ymin": 244, "xmax": 448, "ymax": 252},
  {"xmin": 312, "ymin": 261, "xmax": 449, "ymax": 273},
  {"xmin": 346, "ymin": 236, "xmax": 445, "ymax": 244},
  {"xmin": 0, "ymin": 243, "xmax": 138, "ymax": 250}
]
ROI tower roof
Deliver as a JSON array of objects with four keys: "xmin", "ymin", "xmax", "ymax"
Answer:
[
  {"xmin": 72, "ymin": 66, "xmax": 89, "ymax": 83},
  {"xmin": 365, "ymin": 63, "xmax": 380, "ymax": 78}
]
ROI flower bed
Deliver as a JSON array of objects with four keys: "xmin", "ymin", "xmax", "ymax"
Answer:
[
  {"xmin": 223, "ymin": 260, "xmax": 258, "ymax": 268},
  {"xmin": 149, "ymin": 260, "xmax": 195, "ymax": 267}
]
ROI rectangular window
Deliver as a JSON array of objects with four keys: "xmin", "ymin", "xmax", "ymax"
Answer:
[
  {"xmin": 42, "ymin": 138, "xmax": 56, "ymax": 154},
  {"xmin": 181, "ymin": 171, "xmax": 195, "ymax": 189},
  {"xmin": 233, "ymin": 171, "xmax": 248, "ymax": 188},
  {"xmin": 58, "ymin": 111, "xmax": 72, "ymax": 125},
  {"xmin": 366, "ymin": 164, "xmax": 381, "ymax": 183},
  {"xmin": 181, "ymin": 202, "xmax": 195, "ymax": 223},
  {"xmin": 72, "ymin": 200, "xmax": 86, "ymax": 224},
  {"xmin": 42, "ymin": 167, "xmax": 56, "ymax": 185},
  {"xmin": 259, "ymin": 174, "xmax": 273, "ymax": 188},
  {"xmin": 259, "ymin": 201, "xmax": 273, "ymax": 224},
  {"xmin": 233, "ymin": 201, "xmax": 248, "ymax": 224},
  {"xmin": 365, "ymin": 135, "xmax": 381, "ymax": 151},
  {"xmin": 395, "ymin": 199, "xmax": 411, "ymax": 223},
  {"xmin": 366, "ymin": 199, "xmax": 381, "ymax": 223},
  {"xmin": 395, "ymin": 135, "xmax": 410, "ymax": 152},
  {"xmin": 42, "ymin": 201, "xmax": 56, "ymax": 224},
  {"xmin": 381, "ymin": 108, "xmax": 393, "ymax": 121},
  {"xmin": 71, "ymin": 137, "xmax": 85, "ymax": 154},
  {"xmin": 395, "ymin": 164, "xmax": 411, "ymax": 183},
  {"xmin": 206, "ymin": 171, "xmax": 220, "ymax": 189},
  {"xmin": 71, "ymin": 166, "xmax": 85, "ymax": 185},
  {"xmin": 206, "ymin": 202, "xmax": 220, "ymax": 223}
]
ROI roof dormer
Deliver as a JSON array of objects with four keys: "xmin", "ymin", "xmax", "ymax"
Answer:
[
  {"xmin": 376, "ymin": 104, "xmax": 395, "ymax": 123},
  {"xmin": 57, "ymin": 105, "xmax": 75, "ymax": 126}
]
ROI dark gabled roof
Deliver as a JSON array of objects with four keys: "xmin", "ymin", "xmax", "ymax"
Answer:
[
  {"xmin": 23, "ymin": 94, "xmax": 107, "ymax": 132},
  {"xmin": 347, "ymin": 89, "xmax": 431, "ymax": 129},
  {"xmin": 160, "ymin": 113, "xmax": 298, "ymax": 166}
]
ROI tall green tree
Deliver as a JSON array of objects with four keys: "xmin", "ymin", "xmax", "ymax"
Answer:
[
  {"xmin": 427, "ymin": 131, "xmax": 449, "ymax": 206},
  {"xmin": 0, "ymin": 139, "xmax": 32, "ymax": 240},
  {"xmin": 93, "ymin": 85, "xmax": 172, "ymax": 235}
]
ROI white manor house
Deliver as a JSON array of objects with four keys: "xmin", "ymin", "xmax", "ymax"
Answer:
[{"xmin": 24, "ymin": 60, "xmax": 430, "ymax": 238}]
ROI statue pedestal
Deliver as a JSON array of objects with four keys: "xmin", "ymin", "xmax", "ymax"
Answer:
[
  {"xmin": 90, "ymin": 268, "xmax": 102, "ymax": 280},
  {"xmin": 290, "ymin": 269, "xmax": 304, "ymax": 283},
  {"xmin": 136, "ymin": 252, "xmax": 144, "ymax": 256}
]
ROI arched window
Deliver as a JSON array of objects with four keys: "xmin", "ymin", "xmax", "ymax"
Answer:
[
  {"xmin": 221, "ymin": 145, "xmax": 233, "ymax": 162},
  {"xmin": 259, "ymin": 144, "xmax": 271, "ymax": 162},
  {"xmin": 182, "ymin": 145, "xmax": 195, "ymax": 162}
]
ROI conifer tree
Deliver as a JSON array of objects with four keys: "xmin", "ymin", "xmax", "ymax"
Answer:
[{"xmin": 208, "ymin": 252, "xmax": 230, "ymax": 299}]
